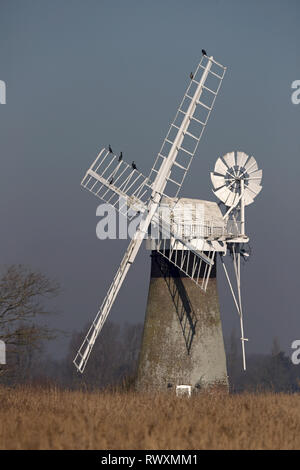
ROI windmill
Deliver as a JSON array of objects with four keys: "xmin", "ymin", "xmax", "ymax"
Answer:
[
  {"xmin": 136, "ymin": 151, "xmax": 262, "ymax": 389},
  {"xmin": 74, "ymin": 52, "xmax": 260, "ymax": 389}
]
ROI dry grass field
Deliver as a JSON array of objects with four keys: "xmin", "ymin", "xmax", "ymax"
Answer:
[{"xmin": 0, "ymin": 385, "xmax": 300, "ymax": 450}]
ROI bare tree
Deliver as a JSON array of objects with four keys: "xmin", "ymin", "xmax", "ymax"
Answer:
[{"xmin": 0, "ymin": 264, "xmax": 60, "ymax": 381}]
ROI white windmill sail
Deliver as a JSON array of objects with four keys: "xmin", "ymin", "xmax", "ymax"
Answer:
[
  {"xmin": 81, "ymin": 148, "xmax": 152, "ymax": 219},
  {"xmin": 149, "ymin": 55, "xmax": 226, "ymax": 198},
  {"xmin": 74, "ymin": 54, "xmax": 227, "ymax": 373}
]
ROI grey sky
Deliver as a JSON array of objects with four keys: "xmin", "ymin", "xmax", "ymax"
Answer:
[{"xmin": 0, "ymin": 0, "xmax": 299, "ymax": 360}]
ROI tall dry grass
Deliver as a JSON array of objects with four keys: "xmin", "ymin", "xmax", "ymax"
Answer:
[{"xmin": 0, "ymin": 385, "xmax": 300, "ymax": 449}]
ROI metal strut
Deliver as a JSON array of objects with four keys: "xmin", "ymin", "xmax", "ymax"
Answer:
[{"xmin": 220, "ymin": 249, "xmax": 248, "ymax": 370}]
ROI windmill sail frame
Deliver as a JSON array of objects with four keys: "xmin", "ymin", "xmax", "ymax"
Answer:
[{"xmin": 74, "ymin": 54, "xmax": 227, "ymax": 373}]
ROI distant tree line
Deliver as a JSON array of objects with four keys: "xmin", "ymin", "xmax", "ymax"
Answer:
[
  {"xmin": 225, "ymin": 330, "xmax": 300, "ymax": 393},
  {"xmin": 45, "ymin": 321, "xmax": 143, "ymax": 390},
  {"xmin": 1, "ymin": 264, "xmax": 300, "ymax": 393},
  {"xmin": 3, "ymin": 320, "xmax": 300, "ymax": 393},
  {"xmin": 1, "ymin": 319, "xmax": 143, "ymax": 391}
]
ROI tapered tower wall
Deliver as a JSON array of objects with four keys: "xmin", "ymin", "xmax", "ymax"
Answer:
[{"xmin": 136, "ymin": 251, "xmax": 228, "ymax": 392}]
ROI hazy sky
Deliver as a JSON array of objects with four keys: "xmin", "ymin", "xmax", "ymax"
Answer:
[{"xmin": 0, "ymin": 0, "xmax": 300, "ymax": 361}]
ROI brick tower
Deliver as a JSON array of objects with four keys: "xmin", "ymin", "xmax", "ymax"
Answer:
[{"xmin": 136, "ymin": 198, "xmax": 228, "ymax": 392}]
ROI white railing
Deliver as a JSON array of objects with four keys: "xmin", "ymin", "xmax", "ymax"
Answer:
[{"xmin": 150, "ymin": 220, "xmax": 241, "ymax": 241}]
